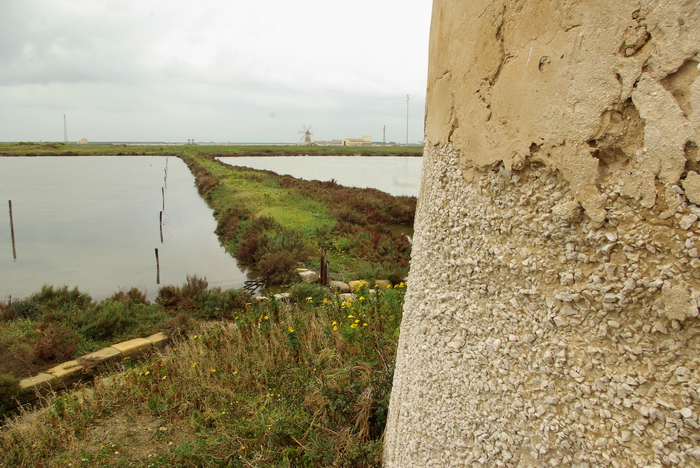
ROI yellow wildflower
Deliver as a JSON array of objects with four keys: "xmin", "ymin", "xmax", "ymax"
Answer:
[{"xmin": 288, "ymin": 326, "xmax": 294, "ymax": 333}]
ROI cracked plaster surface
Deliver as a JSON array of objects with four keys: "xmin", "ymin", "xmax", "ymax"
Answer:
[{"xmin": 424, "ymin": 0, "xmax": 700, "ymax": 228}]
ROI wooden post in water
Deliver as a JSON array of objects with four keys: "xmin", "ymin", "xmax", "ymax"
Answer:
[
  {"xmin": 159, "ymin": 211, "xmax": 164, "ymax": 244},
  {"xmin": 155, "ymin": 248, "xmax": 160, "ymax": 284},
  {"xmin": 162, "ymin": 187, "xmax": 165, "ymax": 211},
  {"xmin": 8, "ymin": 200, "xmax": 16, "ymax": 260}
]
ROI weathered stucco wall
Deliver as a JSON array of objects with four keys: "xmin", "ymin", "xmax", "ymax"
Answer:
[{"xmin": 385, "ymin": 1, "xmax": 700, "ymax": 466}]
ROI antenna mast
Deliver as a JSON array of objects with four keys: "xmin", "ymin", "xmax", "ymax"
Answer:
[
  {"xmin": 63, "ymin": 114, "xmax": 68, "ymax": 144},
  {"xmin": 405, "ymin": 95, "xmax": 409, "ymax": 145}
]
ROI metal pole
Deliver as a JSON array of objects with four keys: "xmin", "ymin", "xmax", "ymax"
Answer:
[{"xmin": 406, "ymin": 95, "xmax": 410, "ymax": 145}]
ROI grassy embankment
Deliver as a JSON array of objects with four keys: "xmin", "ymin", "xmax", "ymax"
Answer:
[
  {"xmin": 180, "ymin": 152, "xmax": 415, "ymax": 284},
  {"xmin": 0, "ymin": 145, "xmax": 417, "ymax": 466},
  {"xmin": 0, "ymin": 141, "xmax": 423, "ymax": 157}
]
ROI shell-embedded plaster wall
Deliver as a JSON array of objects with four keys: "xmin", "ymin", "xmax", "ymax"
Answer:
[{"xmin": 384, "ymin": 1, "xmax": 700, "ymax": 466}]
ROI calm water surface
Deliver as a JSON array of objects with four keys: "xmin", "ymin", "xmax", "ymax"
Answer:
[
  {"xmin": 218, "ymin": 156, "xmax": 423, "ymax": 197},
  {"xmin": 0, "ymin": 156, "xmax": 246, "ymax": 301}
]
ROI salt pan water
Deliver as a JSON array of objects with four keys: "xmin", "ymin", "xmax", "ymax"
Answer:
[
  {"xmin": 0, "ymin": 156, "xmax": 246, "ymax": 301},
  {"xmin": 218, "ymin": 156, "xmax": 423, "ymax": 197}
]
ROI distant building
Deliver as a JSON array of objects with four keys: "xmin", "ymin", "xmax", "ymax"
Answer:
[
  {"xmin": 77, "ymin": 138, "xmax": 89, "ymax": 144},
  {"xmin": 342, "ymin": 135, "xmax": 372, "ymax": 147}
]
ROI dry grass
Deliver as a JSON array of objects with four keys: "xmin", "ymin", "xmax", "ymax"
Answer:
[{"xmin": 1, "ymin": 283, "xmax": 405, "ymax": 467}]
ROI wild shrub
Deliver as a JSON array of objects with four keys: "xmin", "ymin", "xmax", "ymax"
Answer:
[
  {"xmin": 33, "ymin": 322, "xmax": 79, "ymax": 362},
  {"xmin": 0, "ymin": 373, "xmax": 19, "ymax": 418},
  {"xmin": 156, "ymin": 275, "xmax": 210, "ymax": 311},
  {"xmin": 0, "ymin": 339, "xmax": 37, "ymax": 379},
  {"xmin": 195, "ymin": 173, "xmax": 219, "ymax": 196},
  {"xmin": 78, "ymin": 300, "xmax": 138, "ymax": 341},
  {"xmin": 234, "ymin": 223, "xmax": 266, "ymax": 264},
  {"xmin": 0, "ymin": 299, "xmax": 41, "ymax": 321},
  {"xmin": 156, "ymin": 276, "xmax": 251, "ymax": 318},
  {"xmin": 257, "ymin": 250, "xmax": 299, "ymax": 285},
  {"xmin": 28, "ymin": 285, "xmax": 92, "ymax": 312},
  {"xmin": 109, "ymin": 287, "xmax": 149, "ymax": 306},
  {"xmin": 288, "ymin": 283, "xmax": 330, "ymax": 305},
  {"xmin": 233, "ymin": 216, "xmax": 308, "ymax": 284},
  {"xmin": 215, "ymin": 205, "xmax": 251, "ymax": 240}
]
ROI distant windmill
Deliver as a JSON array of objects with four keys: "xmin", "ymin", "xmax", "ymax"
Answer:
[{"xmin": 299, "ymin": 124, "xmax": 313, "ymax": 145}]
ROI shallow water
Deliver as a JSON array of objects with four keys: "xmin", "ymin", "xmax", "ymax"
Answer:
[
  {"xmin": 218, "ymin": 155, "xmax": 423, "ymax": 197},
  {"xmin": 0, "ymin": 156, "xmax": 246, "ymax": 301}
]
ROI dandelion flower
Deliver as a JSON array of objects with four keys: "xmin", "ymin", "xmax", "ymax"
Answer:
[
  {"xmin": 288, "ymin": 326, "xmax": 294, "ymax": 333},
  {"xmin": 192, "ymin": 362, "xmax": 198, "ymax": 368},
  {"xmin": 333, "ymin": 326, "xmax": 338, "ymax": 331},
  {"xmin": 193, "ymin": 335, "xmax": 198, "ymax": 339},
  {"xmin": 263, "ymin": 315, "xmax": 269, "ymax": 320}
]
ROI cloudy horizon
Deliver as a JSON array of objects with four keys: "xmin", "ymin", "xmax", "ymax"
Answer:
[{"xmin": 0, "ymin": 0, "xmax": 431, "ymax": 144}]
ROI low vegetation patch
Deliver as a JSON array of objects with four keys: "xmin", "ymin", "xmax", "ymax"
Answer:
[
  {"xmin": 182, "ymin": 154, "xmax": 416, "ymax": 285},
  {"xmin": 0, "ymin": 286, "xmax": 170, "ymax": 386},
  {"xmin": 0, "ymin": 281, "xmax": 405, "ymax": 466}
]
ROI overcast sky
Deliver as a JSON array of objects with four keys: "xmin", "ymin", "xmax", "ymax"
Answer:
[{"xmin": 0, "ymin": 0, "xmax": 432, "ymax": 144}]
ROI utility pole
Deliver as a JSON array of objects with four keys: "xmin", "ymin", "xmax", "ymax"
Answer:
[
  {"xmin": 63, "ymin": 114, "xmax": 68, "ymax": 144},
  {"xmin": 406, "ymin": 95, "xmax": 410, "ymax": 145}
]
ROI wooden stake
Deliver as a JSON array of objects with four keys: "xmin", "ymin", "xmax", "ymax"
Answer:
[
  {"xmin": 155, "ymin": 248, "xmax": 160, "ymax": 284},
  {"xmin": 8, "ymin": 200, "xmax": 16, "ymax": 260},
  {"xmin": 320, "ymin": 247, "xmax": 329, "ymax": 285},
  {"xmin": 159, "ymin": 211, "xmax": 163, "ymax": 244}
]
